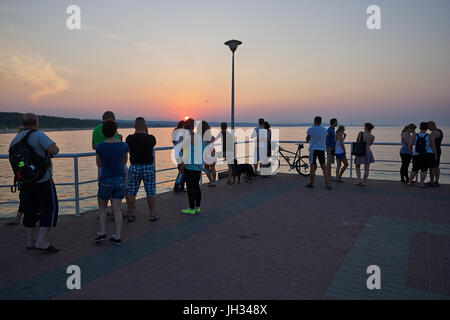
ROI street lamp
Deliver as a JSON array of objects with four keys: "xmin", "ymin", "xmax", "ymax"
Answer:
[{"xmin": 225, "ymin": 39, "xmax": 242, "ymax": 130}]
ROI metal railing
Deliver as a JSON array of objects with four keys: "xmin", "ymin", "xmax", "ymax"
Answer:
[{"xmin": 1, "ymin": 141, "xmax": 449, "ymax": 216}]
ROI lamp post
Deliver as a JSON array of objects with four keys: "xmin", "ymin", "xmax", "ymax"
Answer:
[{"xmin": 225, "ymin": 40, "xmax": 242, "ymax": 130}]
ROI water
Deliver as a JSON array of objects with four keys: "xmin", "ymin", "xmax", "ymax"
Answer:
[{"xmin": 1, "ymin": 126, "xmax": 448, "ymax": 217}]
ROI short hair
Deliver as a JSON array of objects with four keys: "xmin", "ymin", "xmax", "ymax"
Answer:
[
  {"xmin": 102, "ymin": 111, "xmax": 116, "ymax": 121},
  {"xmin": 419, "ymin": 122, "xmax": 428, "ymax": 131},
  {"xmin": 314, "ymin": 116, "xmax": 322, "ymax": 124},
  {"xmin": 365, "ymin": 122, "xmax": 375, "ymax": 132},
  {"xmin": 221, "ymin": 122, "xmax": 227, "ymax": 130},
  {"xmin": 135, "ymin": 117, "xmax": 146, "ymax": 129},
  {"xmin": 330, "ymin": 118, "xmax": 338, "ymax": 125},
  {"xmin": 22, "ymin": 113, "xmax": 38, "ymax": 127},
  {"xmin": 427, "ymin": 121, "xmax": 436, "ymax": 128},
  {"xmin": 102, "ymin": 120, "xmax": 117, "ymax": 138},
  {"xmin": 258, "ymin": 118, "xmax": 265, "ymax": 125}
]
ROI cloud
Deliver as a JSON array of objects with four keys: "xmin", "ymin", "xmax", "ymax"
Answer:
[
  {"xmin": 104, "ymin": 32, "xmax": 122, "ymax": 40},
  {"xmin": 131, "ymin": 42, "xmax": 152, "ymax": 50},
  {"xmin": 0, "ymin": 52, "xmax": 68, "ymax": 104}
]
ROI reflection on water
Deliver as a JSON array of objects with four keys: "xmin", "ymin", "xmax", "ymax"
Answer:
[{"xmin": 1, "ymin": 126, "xmax": 448, "ymax": 217}]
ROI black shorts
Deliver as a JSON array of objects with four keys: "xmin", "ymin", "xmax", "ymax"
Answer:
[
  {"xmin": 21, "ymin": 179, "xmax": 59, "ymax": 228},
  {"xmin": 430, "ymin": 152, "xmax": 441, "ymax": 168},
  {"xmin": 309, "ymin": 150, "xmax": 326, "ymax": 165},
  {"xmin": 412, "ymin": 154, "xmax": 434, "ymax": 173}
]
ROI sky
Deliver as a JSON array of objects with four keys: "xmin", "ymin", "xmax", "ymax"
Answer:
[{"xmin": 0, "ymin": 0, "xmax": 449, "ymax": 125}]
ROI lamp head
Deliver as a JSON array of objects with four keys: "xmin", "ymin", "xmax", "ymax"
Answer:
[{"xmin": 225, "ymin": 40, "xmax": 242, "ymax": 53}]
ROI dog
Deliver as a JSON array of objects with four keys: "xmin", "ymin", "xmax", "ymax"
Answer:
[{"xmin": 232, "ymin": 160, "xmax": 255, "ymax": 184}]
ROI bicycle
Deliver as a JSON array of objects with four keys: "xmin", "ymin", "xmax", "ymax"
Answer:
[{"xmin": 276, "ymin": 143, "xmax": 310, "ymax": 176}]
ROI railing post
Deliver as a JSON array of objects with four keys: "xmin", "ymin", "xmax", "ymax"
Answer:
[
  {"xmin": 74, "ymin": 156, "xmax": 80, "ymax": 217},
  {"xmin": 350, "ymin": 144, "xmax": 353, "ymax": 179}
]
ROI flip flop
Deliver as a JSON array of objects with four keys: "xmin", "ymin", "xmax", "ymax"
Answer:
[{"xmin": 36, "ymin": 245, "xmax": 60, "ymax": 253}]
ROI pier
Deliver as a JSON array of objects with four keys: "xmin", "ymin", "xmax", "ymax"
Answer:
[{"xmin": 1, "ymin": 173, "xmax": 449, "ymax": 300}]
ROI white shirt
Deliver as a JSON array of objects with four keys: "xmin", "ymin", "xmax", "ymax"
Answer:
[{"xmin": 307, "ymin": 125, "xmax": 327, "ymax": 151}]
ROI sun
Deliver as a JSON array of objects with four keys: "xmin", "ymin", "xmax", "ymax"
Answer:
[{"xmin": 184, "ymin": 116, "xmax": 190, "ymax": 121}]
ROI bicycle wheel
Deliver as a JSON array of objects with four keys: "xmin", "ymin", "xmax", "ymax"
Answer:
[{"xmin": 295, "ymin": 155, "xmax": 310, "ymax": 176}]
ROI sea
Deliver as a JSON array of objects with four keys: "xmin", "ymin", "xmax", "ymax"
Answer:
[{"xmin": 0, "ymin": 126, "xmax": 448, "ymax": 217}]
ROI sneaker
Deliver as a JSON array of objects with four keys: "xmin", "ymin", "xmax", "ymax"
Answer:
[
  {"xmin": 94, "ymin": 233, "xmax": 106, "ymax": 243},
  {"xmin": 326, "ymin": 184, "xmax": 332, "ymax": 190},
  {"xmin": 305, "ymin": 183, "xmax": 314, "ymax": 188},
  {"xmin": 109, "ymin": 235, "xmax": 122, "ymax": 245},
  {"xmin": 195, "ymin": 207, "xmax": 201, "ymax": 214},
  {"xmin": 181, "ymin": 208, "xmax": 196, "ymax": 215}
]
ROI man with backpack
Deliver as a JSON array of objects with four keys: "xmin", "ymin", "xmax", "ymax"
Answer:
[
  {"xmin": 9, "ymin": 113, "xmax": 60, "ymax": 253},
  {"xmin": 408, "ymin": 122, "xmax": 435, "ymax": 188}
]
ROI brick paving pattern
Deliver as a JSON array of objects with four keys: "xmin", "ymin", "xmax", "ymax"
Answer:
[{"xmin": 0, "ymin": 174, "xmax": 449, "ymax": 300}]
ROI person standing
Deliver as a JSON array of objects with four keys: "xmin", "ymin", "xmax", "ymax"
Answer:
[
  {"xmin": 180, "ymin": 118, "xmax": 204, "ymax": 215},
  {"xmin": 218, "ymin": 122, "xmax": 234, "ymax": 185},
  {"xmin": 9, "ymin": 114, "xmax": 60, "ymax": 252},
  {"xmin": 326, "ymin": 118, "xmax": 338, "ymax": 179},
  {"xmin": 354, "ymin": 123, "xmax": 375, "ymax": 186},
  {"xmin": 408, "ymin": 122, "xmax": 434, "ymax": 188},
  {"xmin": 334, "ymin": 126, "xmax": 348, "ymax": 182},
  {"xmin": 202, "ymin": 121, "xmax": 217, "ymax": 187},
  {"xmin": 125, "ymin": 117, "xmax": 158, "ymax": 222},
  {"xmin": 306, "ymin": 116, "xmax": 331, "ymax": 189},
  {"xmin": 95, "ymin": 121, "xmax": 129, "ymax": 244},
  {"xmin": 427, "ymin": 121, "xmax": 443, "ymax": 187},
  {"xmin": 92, "ymin": 111, "xmax": 121, "ymax": 150},
  {"xmin": 252, "ymin": 118, "xmax": 265, "ymax": 175},
  {"xmin": 172, "ymin": 120, "xmax": 186, "ymax": 193},
  {"xmin": 400, "ymin": 124, "xmax": 416, "ymax": 183}
]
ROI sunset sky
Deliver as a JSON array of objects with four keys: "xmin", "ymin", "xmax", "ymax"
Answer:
[{"xmin": 0, "ymin": 0, "xmax": 449, "ymax": 125}]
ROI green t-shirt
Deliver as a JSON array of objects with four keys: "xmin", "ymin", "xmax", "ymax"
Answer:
[{"xmin": 92, "ymin": 123, "xmax": 120, "ymax": 148}]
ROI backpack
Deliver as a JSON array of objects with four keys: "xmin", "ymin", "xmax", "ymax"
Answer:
[
  {"xmin": 8, "ymin": 130, "xmax": 50, "ymax": 188},
  {"xmin": 415, "ymin": 134, "xmax": 428, "ymax": 154}
]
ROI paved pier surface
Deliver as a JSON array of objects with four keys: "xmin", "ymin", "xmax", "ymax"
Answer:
[{"xmin": 1, "ymin": 174, "xmax": 449, "ymax": 300}]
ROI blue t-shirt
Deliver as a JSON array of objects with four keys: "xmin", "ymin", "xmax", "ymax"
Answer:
[
  {"xmin": 96, "ymin": 141, "xmax": 129, "ymax": 179},
  {"xmin": 327, "ymin": 126, "xmax": 336, "ymax": 148},
  {"xmin": 307, "ymin": 125, "xmax": 327, "ymax": 151}
]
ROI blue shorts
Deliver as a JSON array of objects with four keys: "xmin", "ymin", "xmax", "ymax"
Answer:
[
  {"xmin": 127, "ymin": 164, "xmax": 156, "ymax": 197},
  {"xmin": 98, "ymin": 176, "xmax": 127, "ymax": 200},
  {"xmin": 336, "ymin": 152, "xmax": 346, "ymax": 159}
]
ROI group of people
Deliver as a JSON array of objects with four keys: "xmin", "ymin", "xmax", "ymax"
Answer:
[
  {"xmin": 305, "ymin": 116, "xmax": 376, "ymax": 188},
  {"xmin": 6, "ymin": 112, "xmax": 445, "ymax": 252},
  {"xmin": 399, "ymin": 121, "xmax": 443, "ymax": 188}
]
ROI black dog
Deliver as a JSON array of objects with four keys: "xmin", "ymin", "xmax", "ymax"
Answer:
[{"xmin": 232, "ymin": 160, "xmax": 255, "ymax": 184}]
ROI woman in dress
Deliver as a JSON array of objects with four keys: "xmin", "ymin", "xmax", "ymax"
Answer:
[
  {"xmin": 355, "ymin": 123, "xmax": 375, "ymax": 186},
  {"xmin": 399, "ymin": 123, "xmax": 416, "ymax": 183}
]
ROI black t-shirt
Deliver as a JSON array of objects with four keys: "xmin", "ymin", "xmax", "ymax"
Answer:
[{"xmin": 126, "ymin": 133, "xmax": 157, "ymax": 165}]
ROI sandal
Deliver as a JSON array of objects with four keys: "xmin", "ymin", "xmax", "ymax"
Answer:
[
  {"xmin": 149, "ymin": 215, "xmax": 159, "ymax": 222},
  {"xmin": 36, "ymin": 245, "xmax": 60, "ymax": 253}
]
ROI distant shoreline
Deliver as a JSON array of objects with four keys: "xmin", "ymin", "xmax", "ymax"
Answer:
[{"xmin": 0, "ymin": 124, "xmax": 410, "ymax": 134}]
